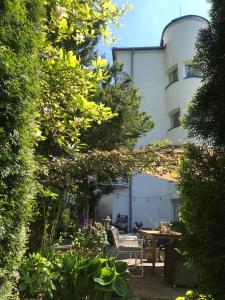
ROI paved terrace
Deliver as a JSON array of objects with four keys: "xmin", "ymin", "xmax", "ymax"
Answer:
[{"xmin": 123, "ymin": 260, "xmax": 186, "ymax": 300}]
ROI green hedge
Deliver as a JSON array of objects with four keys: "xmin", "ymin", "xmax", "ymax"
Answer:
[{"xmin": 0, "ymin": 1, "xmax": 42, "ymax": 298}]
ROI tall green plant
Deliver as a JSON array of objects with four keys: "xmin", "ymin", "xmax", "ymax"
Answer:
[
  {"xmin": 0, "ymin": 0, "xmax": 43, "ymax": 298},
  {"xmin": 183, "ymin": 0, "xmax": 225, "ymax": 147},
  {"xmin": 179, "ymin": 1, "xmax": 225, "ymax": 298}
]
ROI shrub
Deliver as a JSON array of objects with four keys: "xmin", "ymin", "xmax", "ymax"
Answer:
[
  {"xmin": 176, "ymin": 290, "xmax": 212, "ymax": 300},
  {"xmin": 72, "ymin": 223, "xmax": 108, "ymax": 257},
  {"xmin": 18, "ymin": 250, "xmax": 130, "ymax": 300},
  {"xmin": 0, "ymin": 0, "xmax": 42, "ymax": 297},
  {"xmin": 75, "ymin": 257, "xmax": 130, "ymax": 300},
  {"xmin": 178, "ymin": 145, "xmax": 225, "ymax": 298},
  {"xmin": 19, "ymin": 253, "xmax": 58, "ymax": 299}
]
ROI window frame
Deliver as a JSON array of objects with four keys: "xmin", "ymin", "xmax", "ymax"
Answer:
[
  {"xmin": 169, "ymin": 68, "xmax": 179, "ymax": 84},
  {"xmin": 184, "ymin": 63, "xmax": 202, "ymax": 79},
  {"xmin": 168, "ymin": 108, "xmax": 181, "ymax": 131},
  {"xmin": 166, "ymin": 65, "xmax": 179, "ymax": 89}
]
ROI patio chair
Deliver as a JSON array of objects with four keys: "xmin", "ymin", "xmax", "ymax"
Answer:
[{"xmin": 111, "ymin": 228, "xmax": 144, "ymax": 277}]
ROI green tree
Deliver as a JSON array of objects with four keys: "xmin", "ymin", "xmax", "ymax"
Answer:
[
  {"xmin": 34, "ymin": 62, "xmax": 154, "ymax": 245},
  {"xmin": 0, "ymin": 0, "xmax": 43, "ymax": 298},
  {"xmin": 81, "ymin": 62, "xmax": 154, "ymax": 150},
  {"xmin": 28, "ymin": 0, "xmax": 131, "ymax": 249},
  {"xmin": 38, "ymin": 0, "xmax": 129, "ymax": 154},
  {"xmin": 179, "ymin": 1, "xmax": 225, "ymax": 298},
  {"xmin": 183, "ymin": 0, "xmax": 225, "ymax": 147}
]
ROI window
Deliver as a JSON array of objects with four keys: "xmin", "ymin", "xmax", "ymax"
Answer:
[
  {"xmin": 169, "ymin": 68, "xmax": 178, "ymax": 84},
  {"xmin": 184, "ymin": 64, "xmax": 201, "ymax": 78},
  {"xmin": 170, "ymin": 109, "xmax": 181, "ymax": 129}
]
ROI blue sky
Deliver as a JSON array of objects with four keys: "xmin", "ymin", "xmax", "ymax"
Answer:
[{"xmin": 98, "ymin": 0, "xmax": 211, "ymax": 63}]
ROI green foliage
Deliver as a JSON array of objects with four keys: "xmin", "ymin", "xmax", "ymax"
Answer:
[
  {"xmin": 0, "ymin": 0, "xmax": 42, "ymax": 297},
  {"xmin": 18, "ymin": 250, "xmax": 129, "ymax": 299},
  {"xmin": 19, "ymin": 253, "xmax": 58, "ymax": 298},
  {"xmin": 176, "ymin": 290, "xmax": 211, "ymax": 300},
  {"xmin": 38, "ymin": 0, "xmax": 130, "ymax": 153},
  {"xmin": 183, "ymin": 0, "xmax": 225, "ymax": 146},
  {"xmin": 39, "ymin": 47, "xmax": 114, "ymax": 152},
  {"xmin": 43, "ymin": 142, "xmax": 177, "ymax": 220},
  {"xmin": 72, "ymin": 223, "xmax": 108, "ymax": 257},
  {"xmin": 29, "ymin": 0, "xmax": 131, "ymax": 251},
  {"xmin": 179, "ymin": 1, "xmax": 225, "ymax": 298},
  {"xmin": 178, "ymin": 145, "xmax": 225, "ymax": 299},
  {"xmin": 81, "ymin": 62, "xmax": 154, "ymax": 150},
  {"xmin": 76, "ymin": 257, "xmax": 130, "ymax": 299}
]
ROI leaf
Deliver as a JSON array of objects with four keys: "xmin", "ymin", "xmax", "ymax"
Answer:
[
  {"xmin": 94, "ymin": 267, "xmax": 115, "ymax": 286},
  {"xmin": 107, "ymin": 257, "xmax": 115, "ymax": 268},
  {"xmin": 59, "ymin": 48, "xmax": 64, "ymax": 59},
  {"xmin": 85, "ymin": 258, "xmax": 101, "ymax": 276},
  {"xmin": 113, "ymin": 276, "xmax": 128, "ymax": 297},
  {"xmin": 115, "ymin": 261, "xmax": 128, "ymax": 274},
  {"xmin": 59, "ymin": 18, "xmax": 68, "ymax": 30}
]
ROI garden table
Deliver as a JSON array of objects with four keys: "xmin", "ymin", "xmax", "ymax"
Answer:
[{"xmin": 139, "ymin": 229, "xmax": 181, "ymax": 275}]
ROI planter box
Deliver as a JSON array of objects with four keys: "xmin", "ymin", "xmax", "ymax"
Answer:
[{"xmin": 164, "ymin": 241, "xmax": 199, "ymax": 287}]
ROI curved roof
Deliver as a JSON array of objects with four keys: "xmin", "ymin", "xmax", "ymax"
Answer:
[{"xmin": 160, "ymin": 15, "xmax": 209, "ymax": 46}]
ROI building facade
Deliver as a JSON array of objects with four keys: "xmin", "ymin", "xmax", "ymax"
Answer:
[{"xmin": 96, "ymin": 15, "xmax": 208, "ymax": 232}]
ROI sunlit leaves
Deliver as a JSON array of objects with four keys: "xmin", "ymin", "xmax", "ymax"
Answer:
[
  {"xmin": 38, "ymin": 0, "xmax": 129, "ymax": 151},
  {"xmin": 45, "ymin": 0, "xmax": 130, "ymax": 45},
  {"xmin": 40, "ymin": 46, "xmax": 114, "ymax": 150}
]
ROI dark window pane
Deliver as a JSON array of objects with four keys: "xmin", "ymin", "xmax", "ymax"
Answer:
[
  {"xmin": 169, "ymin": 68, "xmax": 178, "ymax": 84},
  {"xmin": 173, "ymin": 111, "xmax": 180, "ymax": 128},
  {"xmin": 170, "ymin": 110, "xmax": 180, "ymax": 129},
  {"xmin": 185, "ymin": 64, "xmax": 201, "ymax": 78}
]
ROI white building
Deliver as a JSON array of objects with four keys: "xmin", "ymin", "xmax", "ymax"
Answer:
[{"xmin": 97, "ymin": 15, "xmax": 208, "ymax": 232}]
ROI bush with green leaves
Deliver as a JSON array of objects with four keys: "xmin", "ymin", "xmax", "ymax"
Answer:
[
  {"xmin": 176, "ymin": 290, "xmax": 211, "ymax": 300},
  {"xmin": 0, "ymin": 0, "xmax": 42, "ymax": 298},
  {"xmin": 178, "ymin": 145, "xmax": 225, "ymax": 298},
  {"xmin": 19, "ymin": 253, "xmax": 59, "ymax": 299},
  {"xmin": 76, "ymin": 257, "xmax": 130, "ymax": 300},
  {"xmin": 18, "ymin": 250, "xmax": 129, "ymax": 300},
  {"xmin": 72, "ymin": 223, "xmax": 108, "ymax": 257}
]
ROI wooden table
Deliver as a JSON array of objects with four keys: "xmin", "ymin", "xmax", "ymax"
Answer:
[{"xmin": 139, "ymin": 229, "xmax": 181, "ymax": 275}]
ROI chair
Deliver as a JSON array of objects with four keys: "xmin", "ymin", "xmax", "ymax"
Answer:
[{"xmin": 111, "ymin": 228, "xmax": 144, "ymax": 277}]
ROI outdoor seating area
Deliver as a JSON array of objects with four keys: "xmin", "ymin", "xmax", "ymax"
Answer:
[{"xmin": 106, "ymin": 221, "xmax": 191, "ymax": 295}]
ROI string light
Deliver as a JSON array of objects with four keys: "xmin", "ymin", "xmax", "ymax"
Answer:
[{"xmin": 116, "ymin": 191, "xmax": 177, "ymax": 200}]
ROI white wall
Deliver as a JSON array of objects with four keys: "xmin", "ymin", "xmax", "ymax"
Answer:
[
  {"xmin": 95, "ymin": 193, "xmax": 113, "ymax": 221},
  {"xmin": 131, "ymin": 173, "xmax": 178, "ymax": 228},
  {"xmin": 164, "ymin": 16, "xmax": 208, "ymax": 143},
  {"xmin": 112, "ymin": 187, "xmax": 130, "ymax": 224},
  {"xmin": 133, "ymin": 50, "xmax": 169, "ymax": 145}
]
